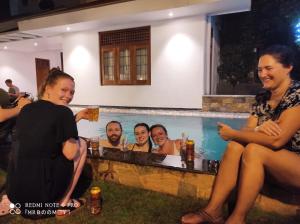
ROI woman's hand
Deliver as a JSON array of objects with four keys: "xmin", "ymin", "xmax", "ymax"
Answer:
[
  {"xmin": 255, "ymin": 120, "xmax": 281, "ymax": 136},
  {"xmin": 75, "ymin": 108, "xmax": 89, "ymax": 122},
  {"xmin": 17, "ymin": 97, "xmax": 31, "ymax": 110},
  {"xmin": 217, "ymin": 122, "xmax": 235, "ymax": 141}
]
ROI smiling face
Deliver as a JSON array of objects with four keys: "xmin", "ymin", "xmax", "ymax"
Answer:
[
  {"xmin": 151, "ymin": 127, "xmax": 168, "ymax": 147},
  {"xmin": 134, "ymin": 126, "xmax": 149, "ymax": 146},
  {"xmin": 258, "ymin": 54, "xmax": 292, "ymax": 91},
  {"xmin": 106, "ymin": 122, "xmax": 122, "ymax": 146},
  {"xmin": 44, "ymin": 78, "xmax": 75, "ymax": 106}
]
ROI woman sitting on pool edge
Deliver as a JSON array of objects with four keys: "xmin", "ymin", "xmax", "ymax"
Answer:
[
  {"xmin": 150, "ymin": 124, "xmax": 181, "ymax": 155},
  {"xmin": 0, "ymin": 68, "xmax": 88, "ymax": 218},
  {"xmin": 181, "ymin": 45, "xmax": 300, "ymax": 224},
  {"xmin": 128, "ymin": 123, "xmax": 152, "ymax": 152}
]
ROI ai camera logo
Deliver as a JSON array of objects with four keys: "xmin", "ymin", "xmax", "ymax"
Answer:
[{"xmin": 9, "ymin": 203, "xmax": 21, "ymax": 215}]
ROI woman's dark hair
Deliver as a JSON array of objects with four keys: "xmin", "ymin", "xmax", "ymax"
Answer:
[
  {"xmin": 134, "ymin": 123, "xmax": 152, "ymax": 152},
  {"xmin": 257, "ymin": 45, "xmax": 295, "ymax": 103},
  {"xmin": 38, "ymin": 68, "xmax": 74, "ymax": 99},
  {"xmin": 150, "ymin": 124, "xmax": 168, "ymax": 135},
  {"xmin": 259, "ymin": 45, "xmax": 295, "ymax": 68}
]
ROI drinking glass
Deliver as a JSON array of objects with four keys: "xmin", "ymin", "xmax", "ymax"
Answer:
[
  {"xmin": 88, "ymin": 106, "xmax": 99, "ymax": 122},
  {"xmin": 90, "ymin": 136, "xmax": 100, "ymax": 150}
]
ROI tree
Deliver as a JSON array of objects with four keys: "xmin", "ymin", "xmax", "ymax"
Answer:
[{"xmin": 217, "ymin": 0, "xmax": 300, "ymax": 93}]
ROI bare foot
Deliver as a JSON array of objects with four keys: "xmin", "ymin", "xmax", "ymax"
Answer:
[
  {"xmin": 181, "ymin": 210, "xmax": 224, "ymax": 224},
  {"xmin": 0, "ymin": 195, "xmax": 11, "ymax": 216}
]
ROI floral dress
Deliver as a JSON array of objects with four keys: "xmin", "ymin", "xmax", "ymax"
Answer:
[{"xmin": 251, "ymin": 80, "xmax": 300, "ymax": 153}]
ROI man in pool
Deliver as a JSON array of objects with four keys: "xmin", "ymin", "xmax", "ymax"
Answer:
[{"xmin": 100, "ymin": 120, "xmax": 123, "ymax": 149}]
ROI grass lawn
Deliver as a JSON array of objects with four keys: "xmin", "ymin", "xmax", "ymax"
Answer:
[{"xmin": 0, "ymin": 169, "xmax": 299, "ymax": 224}]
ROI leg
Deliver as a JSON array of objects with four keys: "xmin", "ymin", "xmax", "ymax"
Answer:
[
  {"xmin": 227, "ymin": 144, "xmax": 300, "ymax": 224},
  {"xmin": 182, "ymin": 141, "xmax": 245, "ymax": 223},
  {"xmin": 0, "ymin": 195, "xmax": 11, "ymax": 216},
  {"xmin": 59, "ymin": 138, "xmax": 87, "ymax": 206}
]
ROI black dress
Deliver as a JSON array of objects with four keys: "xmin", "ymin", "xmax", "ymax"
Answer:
[{"xmin": 6, "ymin": 100, "xmax": 78, "ymax": 216}]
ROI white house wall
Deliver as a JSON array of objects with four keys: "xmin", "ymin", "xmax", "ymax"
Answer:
[
  {"xmin": 64, "ymin": 16, "xmax": 206, "ymax": 108},
  {"xmin": 0, "ymin": 50, "xmax": 61, "ymax": 95}
]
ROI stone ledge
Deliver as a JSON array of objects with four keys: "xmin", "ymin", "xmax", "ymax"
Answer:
[
  {"xmin": 87, "ymin": 158, "xmax": 299, "ymax": 216},
  {"xmin": 202, "ymin": 95, "xmax": 255, "ymax": 113}
]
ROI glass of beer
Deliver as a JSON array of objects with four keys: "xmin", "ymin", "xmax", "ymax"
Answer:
[
  {"xmin": 90, "ymin": 136, "xmax": 100, "ymax": 157},
  {"xmin": 88, "ymin": 106, "xmax": 99, "ymax": 122},
  {"xmin": 90, "ymin": 136, "xmax": 99, "ymax": 150}
]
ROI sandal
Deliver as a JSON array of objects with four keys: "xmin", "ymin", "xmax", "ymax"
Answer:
[
  {"xmin": 56, "ymin": 198, "xmax": 86, "ymax": 218},
  {"xmin": 181, "ymin": 210, "xmax": 224, "ymax": 224},
  {"xmin": 0, "ymin": 195, "xmax": 11, "ymax": 217}
]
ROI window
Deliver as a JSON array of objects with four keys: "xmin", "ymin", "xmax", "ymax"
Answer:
[{"xmin": 99, "ymin": 26, "xmax": 151, "ymax": 85}]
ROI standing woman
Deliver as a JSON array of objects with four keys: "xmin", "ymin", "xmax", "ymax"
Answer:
[
  {"xmin": 182, "ymin": 45, "xmax": 300, "ymax": 224},
  {"xmin": 129, "ymin": 123, "xmax": 152, "ymax": 152},
  {"xmin": 1, "ymin": 68, "xmax": 88, "ymax": 218}
]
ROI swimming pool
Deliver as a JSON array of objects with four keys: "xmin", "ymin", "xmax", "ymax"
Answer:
[{"xmin": 76, "ymin": 111, "xmax": 246, "ymax": 160}]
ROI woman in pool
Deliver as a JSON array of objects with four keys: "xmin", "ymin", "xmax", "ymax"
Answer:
[
  {"xmin": 150, "ymin": 124, "xmax": 181, "ymax": 155},
  {"xmin": 128, "ymin": 123, "xmax": 152, "ymax": 152},
  {"xmin": 0, "ymin": 68, "xmax": 88, "ymax": 218},
  {"xmin": 182, "ymin": 45, "xmax": 300, "ymax": 224}
]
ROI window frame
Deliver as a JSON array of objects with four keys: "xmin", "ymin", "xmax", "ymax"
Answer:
[{"xmin": 99, "ymin": 27, "xmax": 151, "ymax": 86}]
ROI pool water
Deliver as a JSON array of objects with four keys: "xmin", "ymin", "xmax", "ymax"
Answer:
[{"xmin": 77, "ymin": 112, "xmax": 246, "ymax": 160}]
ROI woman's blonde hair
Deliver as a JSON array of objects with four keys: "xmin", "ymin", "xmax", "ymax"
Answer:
[{"xmin": 38, "ymin": 68, "xmax": 74, "ymax": 99}]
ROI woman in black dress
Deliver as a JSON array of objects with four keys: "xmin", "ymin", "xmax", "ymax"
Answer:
[{"xmin": 1, "ymin": 68, "xmax": 88, "ymax": 218}]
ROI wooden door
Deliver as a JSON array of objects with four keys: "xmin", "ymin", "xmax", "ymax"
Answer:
[{"xmin": 35, "ymin": 58, "xmax": 50, "ymax": 92}]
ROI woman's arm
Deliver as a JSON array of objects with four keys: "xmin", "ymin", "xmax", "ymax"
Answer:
[
  {"xmin": 218, "ymin": 105, "xmax": 300, "ymax": 149},
  {"xmin": 62, "ymin": 138, "xmax": 79, "ymax": 160},
  {"xmin": 240, "ymin": 115, "xmax": 258, "ymax": 131},
  {"xmin": 0, "ymin": 97, "xmax": 31, "ymax": 122},
  {"xmin": 0, "ymin": 107, "xmax": 20, "ymax": 122},
  {"xmin": 74, "ymin": 108, "xmax": 89, "ymax": 122}
]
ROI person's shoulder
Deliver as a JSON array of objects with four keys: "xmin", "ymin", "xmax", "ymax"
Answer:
[
  {"xmin": 35, "ymin": 100, "xmax": 73, "ymax": 115},
  {"xmin": 291, "ymin": 80, "xmax": 300, "ymax": 89},
  {"xmin": 286, "ymin": 80, "xmax": 300, "ymax": 96},
  {"xmin": 127, "ymin": 143, "xmax": 135, "ymax": 150},
  {"xmin": 99, "ymin": 139, "xmax": 110, "ymax": 147},
  {"xmin": 56, "ymin": 105, "xmax": 75, "ymax": 118}
]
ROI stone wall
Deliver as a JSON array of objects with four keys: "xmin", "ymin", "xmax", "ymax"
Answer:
[
  {"xmin": 202, "ymin": 95, "xmax": 255, "ymax": 113},
  {"xmin": 87, "ymin": 158, "xmax": 300, "ymax": 216}
]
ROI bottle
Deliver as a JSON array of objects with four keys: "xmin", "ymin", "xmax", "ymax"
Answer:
[
  {"xmin": 186, "ymin": 139, "xmax": 195, "ymax": 162},
  {"xmin": 90, "ymin": 186, "xmax": 102, "ymax": 215}
]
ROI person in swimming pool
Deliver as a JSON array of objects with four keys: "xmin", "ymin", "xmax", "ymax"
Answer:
[
  {"xmin": 150, "ymin": 124, "xmax": 181, "ymax": 155},
  {"xmin": 128, "ymin": 123, "xmax": 152, "ymax": 152},
  {"xmin": 100, "ymin": 120, "xmax": 123, "ymax": 149}
]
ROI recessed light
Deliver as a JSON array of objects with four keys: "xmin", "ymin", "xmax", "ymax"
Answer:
[
  {"xmin": 3, "ymin": 46, "xmax": 8, "ymax": 50},
  {"xmin": 168, "ymin": 12, "xmax": 174, "ymax": 17},
  {"xmin": 66, "ymin": 27, "xmax": 71, "ymax": 31},
  {"xmin": 34, "ymin": 42, "xmax": 38, "ymax": 46}
]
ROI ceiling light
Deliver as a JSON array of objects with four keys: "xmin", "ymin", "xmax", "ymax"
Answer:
[
  {"xmin": 34, "ymin": 42, "xmax": 38, "ymax": 46},
  {"xmin": 3, "ymin": 46, "xmax": 8, "ymax": 50},
  {"xmin": 66, "ymin": 27, "xmax": 71, "ymax": 31},
  {"xmin": 168, "ymin": 12, "xmax": 174, "ymax": 17}
]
